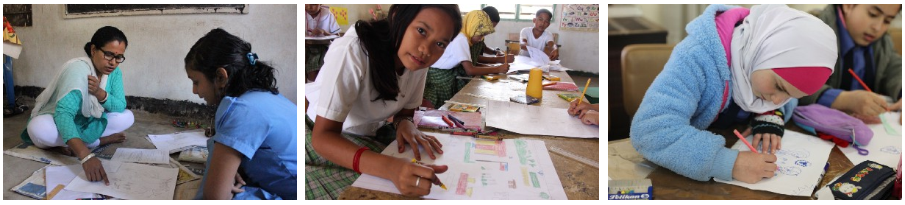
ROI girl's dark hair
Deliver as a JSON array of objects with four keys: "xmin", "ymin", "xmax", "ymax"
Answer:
[
  {"xmin": 536, "ymin": 8, "xmax": 553, "ymax": 20},
  {"xmin": 355, "ymin": 4, "xmax": 462, "ymax": 102},
  {"xmin": 184, "ymin": 28, "xmax": 278, "ymax": 97},
  {"xmin": 483, "ymin": 6, "xmax": 500, "ymax": 23},
  {"xmin": 84, "ymin": 26, "xmax": 128, "ymax": 57}
]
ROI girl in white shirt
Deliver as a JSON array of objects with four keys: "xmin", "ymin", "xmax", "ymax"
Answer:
[
  {"xmin": 305, "ymin": 4, "xmax": 341, "ymax": 82},
  {"xmin": 422, "ymin": 10, "xmax": 509, "ymax": 108},
  {"xmin": 519, "ymin": 9, "xmax": 559, "ymax": 61},
  {"xmin": 306, "ymin": 5, "xmax": 463, "ymax": 199}
]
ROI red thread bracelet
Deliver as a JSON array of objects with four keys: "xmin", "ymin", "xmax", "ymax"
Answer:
[{"xmin": 353, "ymin": 147, "xmax": 369, "ymax": 174}]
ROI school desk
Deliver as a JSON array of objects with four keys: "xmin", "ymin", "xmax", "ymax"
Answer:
[
  {"xmin": 338, "ymin": 70, "xmax": 600, "ymax": 200},
  {"xmin": 608, "ymin": 123, "xmax": 885, "ymax": 200}
]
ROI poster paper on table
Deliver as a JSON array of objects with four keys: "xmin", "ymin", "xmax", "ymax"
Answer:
[
  {"xmin": 351, "ymin": 132, "xmax": 568, "ymax": 199},
  {"xmin": 485, "ymin": 100, "xmax": 598, "ymax": 138}
]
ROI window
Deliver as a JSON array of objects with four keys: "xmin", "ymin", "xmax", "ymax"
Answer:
[
  {"xmin": 457, "ymin": 4, "xmax": 555, "ymax": 22},
  {"xmin": 456, "ymin": 4, "xmax": 484, "ymax": 15}
]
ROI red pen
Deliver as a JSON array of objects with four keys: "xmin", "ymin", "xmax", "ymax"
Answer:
[
  {"xmin": 848, "ymin": 68, "xmax": 873, "ymax": 92},
  {"xmin": 733, "ymin": 129, "xmax": 758, "ymax": 154},
  {"xmin": 848, "ymin": 68, "xmax": 889, "ymax": 111}
]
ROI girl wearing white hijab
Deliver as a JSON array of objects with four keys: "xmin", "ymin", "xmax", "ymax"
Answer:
[{"xmin": 631, "ymin": 4, "xmax": 837, "ymax": 184}]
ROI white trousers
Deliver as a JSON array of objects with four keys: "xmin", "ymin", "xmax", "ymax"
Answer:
[{"xmin": 27, "ymin": 110, "xmax": 134, "ymax": 149}]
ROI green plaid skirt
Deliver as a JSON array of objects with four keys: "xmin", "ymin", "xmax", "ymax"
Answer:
[
  {"xmin": 423, "ymin": 65, "xmax": 468, "ymax": 108},
  {"xmin": 304, "ymin": 115, "xmax": 396, "ymax": 200},
  {"xmin": 422, "ymin": 42, "xmax": 484, "ymax": 108},
  {"xmin": 306, "ymin": 45, "xmax": 329, "ymax": 73}
]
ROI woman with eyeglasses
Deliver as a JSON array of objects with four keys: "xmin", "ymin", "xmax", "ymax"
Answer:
[{"xmin": 20, "ymin": 26, "xmax": 134, "ymax": 185}]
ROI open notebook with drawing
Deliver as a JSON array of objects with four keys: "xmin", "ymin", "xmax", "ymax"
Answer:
[
  {"xmin": 715, "ymin": 130, "xmax": 835, "ymax": 196},
  {"xmin": 351, "ymin": 132, "xmax": 568, "ymax": 199}
]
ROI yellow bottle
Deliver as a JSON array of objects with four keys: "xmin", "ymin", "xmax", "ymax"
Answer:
[{"xmin": 526, "ymin": 67, "xmax": 544, "ymax": 99}]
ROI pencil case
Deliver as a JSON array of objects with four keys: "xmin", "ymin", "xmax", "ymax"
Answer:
[
  {"xmin": 828, "ymin": 160, "xmax": 896, "ymax": 200},
  {"xmin": 792, "ymin": 104, "xmax": 873, "ymax": 147}
]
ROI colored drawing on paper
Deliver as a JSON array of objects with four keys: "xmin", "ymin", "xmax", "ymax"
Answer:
[
  {"xmin": 474, "ymin": 140, "xmax": 506, "ymax": 157},
  {"xmin": 530, "ymin": 172, "xmax": 540, "ymax": 188},
  {"xmin": 880, "ymin": 146, "xmax": 901, "ymax": 154},
  {"xmin": 464, "ymin": 142, "xmax": 473, "ymax": 163},
  {"xmin": 481, "ymin": 173, "xmax": 499, "ymax": 186},
  {"xmin": 516, "ymin": 140, "xmax": 529, "ymax": 165},
  {"xmin": 521, "ymin": 167, "xmax": 530, "ymax": 186},
  {"xmin": 456, "ymin": 173, "xmax": 469, "ymax": 195}
]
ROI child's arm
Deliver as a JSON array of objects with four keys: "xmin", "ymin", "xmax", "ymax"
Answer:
[
  {"xmin": 631, "ymin": 59, "xmax": 735, "ymax": 182},
  {"xmin": 202, "ymin": 142, "xmax": 243, "ymax": 199},
  {"xmin": 312, "ymin": 116, "xmax": 444, "ymax": 197},
  {"xmin": 460, "ymin": 61, "xmax": 507, "ymax": 76}
]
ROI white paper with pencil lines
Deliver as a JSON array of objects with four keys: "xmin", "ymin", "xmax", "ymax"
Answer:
[{"xmin": 715, "ymin": 130, "xmax": 834, "ymax": 196}]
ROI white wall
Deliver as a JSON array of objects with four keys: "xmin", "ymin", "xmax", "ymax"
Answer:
[
  {"xmin": 12, "ymin": 4, "xmax": 298, "ymax": 105},
  {"xmin": 319, "ymin": 4, "xmax": 600, "ymax": 73}
]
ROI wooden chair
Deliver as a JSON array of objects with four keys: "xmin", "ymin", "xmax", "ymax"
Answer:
[{"xmin": 620, "ymin": 44, "xmax": 674, "ymax": 117}]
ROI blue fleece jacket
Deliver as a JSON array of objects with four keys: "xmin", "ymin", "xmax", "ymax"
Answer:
[{"xmin": 630, "ymin": 4, "xmax": 796, "ymax": 182}]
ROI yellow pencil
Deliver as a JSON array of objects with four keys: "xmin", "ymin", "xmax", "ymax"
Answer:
[
  {"xmin": 576, "ymin": 78, "xmax": 591, "ymax": 104},
  {"xmin": 411, "ymin": 158, "xmax": 448, "ymax": 190}
]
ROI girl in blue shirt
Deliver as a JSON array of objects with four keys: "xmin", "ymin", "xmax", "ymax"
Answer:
[{"xmin": 184, "ymin": 28, "xmax": 297, "ymax": 200}]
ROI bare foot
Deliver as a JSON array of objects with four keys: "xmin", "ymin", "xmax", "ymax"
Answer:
[
  {"xmin": 99, "ymin": 133, "xmax": 127, "ymax": 145},
  {"xmin": 51, "ymin": 146, "xmax": 75, "ymax": 157}
]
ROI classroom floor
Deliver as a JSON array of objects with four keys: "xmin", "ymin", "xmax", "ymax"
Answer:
[{"xmin": 2, "ymin": 97, "xmax": 204, "ymax": 200}]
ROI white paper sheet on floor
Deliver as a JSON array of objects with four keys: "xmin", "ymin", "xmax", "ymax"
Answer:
[
  {"xmin": 147, "ymin": 130, "xmax": 208, "ymax": 154},
  {"xmin": 44, "ymin": 165, "xmax": 98, "ymax": 200},
  {"xmin": 351, "ymin": 132, "xmax": 568, "ymax": 199},
  {"xmin": 485, "ymin": 100, "xmax": 598, "ymax": 138},
  {"xmin": 841, "ymin": 112, "xmax": 902, "ymax": 168},
  {"xmin": 112, "ymin": 148, "xmax": 171, "ymax": 164},
  {"xmin": 715, "ymin": 130, "xmax": 835, "ymax": 196},
  {"xmin": 65, "ymin": 160, "xmax": 177, "ymax": 200}
]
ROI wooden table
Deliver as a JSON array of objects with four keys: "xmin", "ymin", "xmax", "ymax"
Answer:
[
  {"xmin": 610, "ymin": 123, "xmax": 859, "ymax": 199},
  {"xmin": 339, "ymin": 70, "xmax": 600, "ymax": 200}
]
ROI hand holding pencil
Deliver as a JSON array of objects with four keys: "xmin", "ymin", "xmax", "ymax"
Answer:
[{"xmin": 731, "ymin": 129, "xmax": 778, "ymax": 184}]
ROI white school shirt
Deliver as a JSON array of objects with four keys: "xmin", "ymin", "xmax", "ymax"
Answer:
[
  {"xmin": 518, "ymin": 27, "xmax": 556, "ymax": 56},
  {"xmin": 430, "ymin": 33, "xmax": 472, "ymax": 69},
  {"xmin": 312, "ymin": 26, "xmax": 428, "ymax": 136},
  {"xmin": 306, "ymin": 6, "xmax": 341, "ymax": 35}
]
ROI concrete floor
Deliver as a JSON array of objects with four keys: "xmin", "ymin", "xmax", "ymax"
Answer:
[{"xmin": 3, "ymin": 97, "xmax": 207, "ymax": 200}]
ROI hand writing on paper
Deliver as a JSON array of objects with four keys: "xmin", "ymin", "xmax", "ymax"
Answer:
[
  {"xmin": 396, "ymin": 119, "xmax": 443, "ymax": 160},
  {"xmin": 743, "ymin": 127, "xmax": 782, "ymax": 154},
  {"xmin": 833, "ymin": 90, "xmax": 888, "ymax": 117},
  {"xmin": 568, "ymin": 99, "xmax": 592, "ymax": 116},
  {"xmin": 732, "ymin": 151, "xmax": 777, "ymax": 184},
  {"xmin": 578, "ymin": 110, "xmax": 599, "ymax": 125},
  {"xmin": 388, "ymin": 157, "xmax": 448, "ymax": 197}
]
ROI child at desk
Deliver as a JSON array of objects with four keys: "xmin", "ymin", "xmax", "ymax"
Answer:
[
  {"xmin": 631, "ymin": 5, "xmax": 837, "ymax": 184},
  {"xmin": 306, "ymin": 5, "xmax": 462, "ymax": 199},
  {"xmin": 422, "ymin": 9, "xmax": 509, "ymax": 108},
  {"xmin": 802, "ymin": 4, "xmax": 902, "ymax": 124},
  {"xmin": 306, "ymin": 4, "xmax": 341, "ymax": 82},
  {"xmin": 519, "ymin": 9, "xmax": 558, "ymax": 61},
  {"xmin": 185, "ymin": 28, "xmax": 297, "ymax": 199}
]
